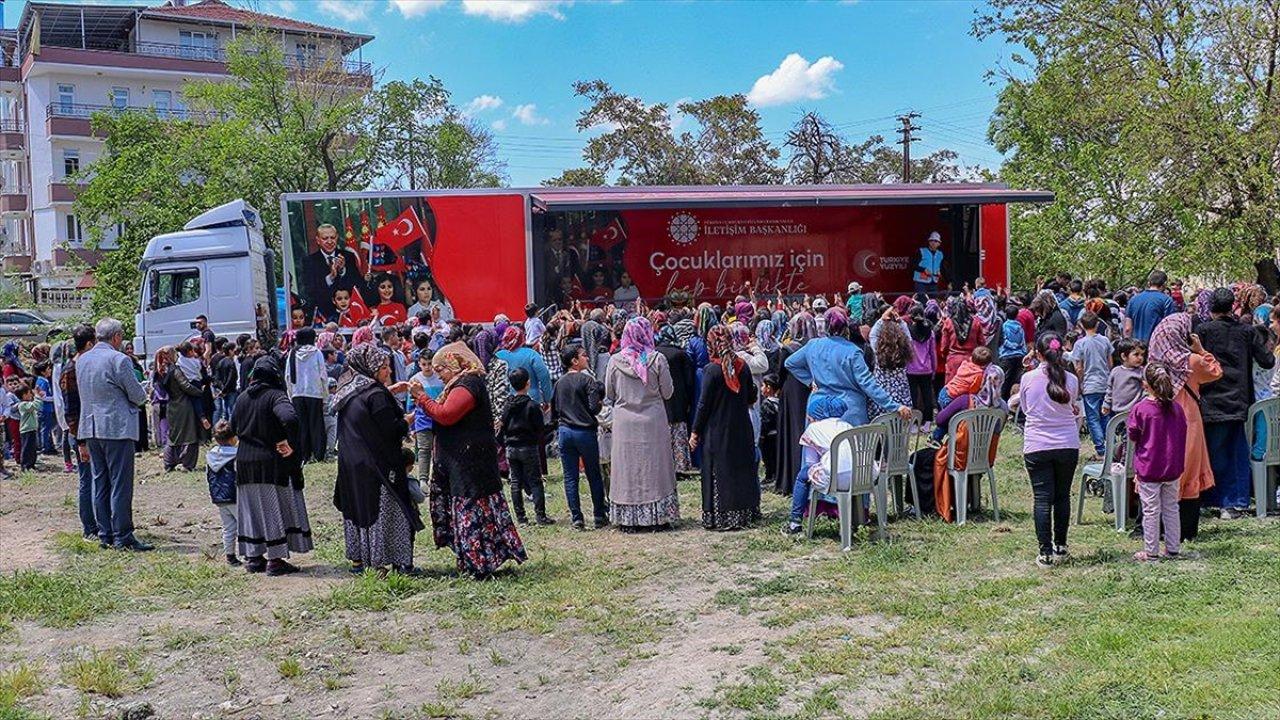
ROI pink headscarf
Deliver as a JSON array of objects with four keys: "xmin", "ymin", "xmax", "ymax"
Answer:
[
  {"xmin": 316, "ymin": 331, "xmax": 336, "ymax": 351},
  {"xmin": 619, "ymin": 317, "xmax": 655, "ymax": 384},
  {"xmin": 501, "ymin": 325, "xmax": 525, "ymax": 352},
  {"xmin": 351, "ymin": 325, "xmax": 375, "ymax": 348}
]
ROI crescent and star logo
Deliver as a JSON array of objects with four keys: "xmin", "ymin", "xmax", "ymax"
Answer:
[
  {"xmin": 854, "ymin": 249, "xmax": 880, "ymax": 278},
  {"xmin": 667, "ymin": 212, "xmax": 699, "ymax": 245}
]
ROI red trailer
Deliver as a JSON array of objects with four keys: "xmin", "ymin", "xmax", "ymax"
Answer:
[{"xmin": 280, "ymin": 184, "xmax": 1053, "ymax": 325}]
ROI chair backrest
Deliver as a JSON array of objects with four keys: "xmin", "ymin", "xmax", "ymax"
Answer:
[
  {"xmin": 829, "ymin": 424, "xmax": 885, "ymax": 496},
  {"xmin": 872, "ymin": 409, "xmax": 921, "ymax": 475},
  {"xmin": 1100, "ymin": 410, "xmax": 1131, "ymax": 479},
  {"xmin": 1246, "ymin": 397, "xmax": 1280, "ymax": 465},
  {"xmin": 946, "ymin": 407, "xmax": 1005, "ymax": 473}
]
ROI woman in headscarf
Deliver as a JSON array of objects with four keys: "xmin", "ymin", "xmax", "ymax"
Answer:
[
  {"xmin": 691, "ymin": 325, "xmax": 759, "ymax": 530},
  {"xmin": 605, "ymin": 317, "xmax": 678, "ymax": 530},
  {"xmin": 906, "ymin": 305, "xmax": 938, "ymax": 427},
  {"xmin": 160, "ymin": 345, "xmax": 204, "ymax": 472},
  {"xmin": 784, "ymin": 308, "xmax": 911, "ymax": 427},
  {"xmin": 333, "ymin": 344, "xmax": 422, "ymax": 575},
  {"xmin": 1254, "ymin": 303, "xmax": 1276, "ymax": 401},
  {"xmin": 231, "ymin": 356, "xmax": 311, "ymax": 576},
  {"xmin": 351, "ymin": 325, "xmax": 376, "ymax": 349},
  {"xmin": 974, "ymin": 292, "xmax": 1001, "ymax": 352},
  {"xmin": 774, "ymin": 312, "xmax": 817, "ymax": 495},
  {"xmin": 1147, "ymin": 312, "xmax": 1222, "ymax": 540},
  {"xmin": 1028, "ymin": 290, "xmax": 1067, "ymax": 340},
  {"xmin": 733, "ymin": 301, "xmax": 755, "ymax": 327},
  {"xmin": 655, "ymin": 323, "xmax": 696, "ymax": 474},
  {"xmin": 581, "ymin": 308, "xmax": 613, "ymax": 379},
  {"xmin": 495, "ymin": 325, "xmax": 553, "ymax": 405},
  {"xmin": 411, "ymin": 342, "xmax": 526, "ymax": 577},
  {"xmin": 939, "ymin": 295, "xmax": 986, "ymax": 383},
  {"xmin": 755, "ymin": 319, "xmax": 782, "ymax": 376},
  {"xmin": 731, "ymin": 322, "xmax": 769, "ymax": 440}
]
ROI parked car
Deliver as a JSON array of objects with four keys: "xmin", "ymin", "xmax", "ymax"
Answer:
[{"xmin": 0, "ymin": 308, "xmax": 58, "ymax": 342}]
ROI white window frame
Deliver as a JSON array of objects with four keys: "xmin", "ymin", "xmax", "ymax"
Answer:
[
  {"xmin": 65, "ymin": 213, "xmax": 83, "ymax": 242},
  {"xmin": 110, "ymin": 87, "xmax": 129, "ymax": 110},
  {"xmin": 152, "ymin": 89, "xmax": 172, "ymax": 117},
  {"xmin": 57, "ymin": 84, "xmax": 75, "ymax": 115},
  {"xmin": 62, "ymin": 148, "xmax": 80, "ymax": 178}
]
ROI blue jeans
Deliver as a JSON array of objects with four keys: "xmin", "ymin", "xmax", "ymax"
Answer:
[
  {"xmin": 1082, "ymin": 392, "xmax": 1106, "ymax": 456},
  {"xmin": 214, "ymin": 391, "xmax": 238, "ymax": 427},
  {"xmin": 1203, "ymin": 421, "xmax": 1251, "ymax": 510},
  {"xmin": 558, "ymin": 426, "xmax": 607, "ymax": 523},
  {"xmin": 74, "ymin": 437, "xmax": 96, "ymax": 537},
  {"xmin": 87, "ymin": 437, "xmax": 137, "ymax": 546},
  {"xmin": 39, "ymin": 403, "xmax": 55, "ymax": 453},
  {"xmin": 914, "ymin": 281, "xmax": 938, "ymax": 296},
  {"xmin": 789, "ymin": 464, "xmax": 814, "ymax": 524}
]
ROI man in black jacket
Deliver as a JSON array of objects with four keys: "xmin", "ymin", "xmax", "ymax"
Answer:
[
  {"xmin": 1197, "ymin": 287, "xmax": 1274, "ymax": 518},
  {"xmin": 499, "ymin": 368, "xmax": 553, "ymax": 526},
  {"xmin": 211, "ymin": 338, "xmax": 240, "ymax": 426},
  {"xmin": 551, "ymin": 345, "xmax": 608, "ymax": 530}
]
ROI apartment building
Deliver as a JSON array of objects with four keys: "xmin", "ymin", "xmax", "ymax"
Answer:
[{"xmin": 0, "ymin": 0, "xmax": 373, "ymax": 309}]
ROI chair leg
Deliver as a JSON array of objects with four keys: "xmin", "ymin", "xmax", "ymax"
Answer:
[
  {"xmin": 907, "ymin": 465, "xmax": 921, "ymax": 519},
  {"xmin": 805, "ymin": 491, "xmax": 818, "ymax": 539},
  {"xmin": 988, "ymin": 469, "xmax": 1000, "ymax": 523},
  {"xmin": 837, "ymin": 493, "xmax": 853, "ymax": 551},
  {"xmin": 1252, "ymin": 462, "xmax": 1266, "ymax": 519},
  {"xmin": 953, "ymin": 471, "xmax": 967, "ymax": 525},
  {"xmin": 1075, "ymin": 472, "xmax": 1087, "ymax": 526},
  {"xmin": 1113, "ymin": 476, "xmax": 1127, "ymax": 533},
  {"xmin": 875, "ymin": 482, "xmax": 888, "ymax": 541}
]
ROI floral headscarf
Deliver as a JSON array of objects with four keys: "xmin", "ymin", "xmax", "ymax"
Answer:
[
  {"xmin": 770, "ymin": 310, "xmax": 788, "ymax": 339},
  {"xmin": 316, "ymin": 331, "xmax": 336, "ymax": 351},
  {"xmin": 619, "ymin": 317, "xmax": 656, "ymax": 384},
  {"xmin": 755, "ymin": 319, "xmax": 779, "ymax": 352},
  {"xmin": 333, "ymin": 343, "xmax": 389, "ymax": 412},
  {"xmin": 824, "ymin": 308, "xmax": 850, "ymax": 338},
  {"xmin": 694, "ymin": 304, "xmax": 718, "ymax": 338},
  {"xmin": 892, "ymin": 295, "xmax": 914, "ymax": 317},
  {"xmin": 672, "ymin": 318, "xmax": 696, "ymax": 349},
  {"xmin": 729, "ymin": 322, "xmax": 752, "ymax": 351},
  {"xmin": 788, "ymin": 312, "xmax": 818, "ymax": 345},
  {"xmin": 734, "ymin": 301, "xmax": 755, "ymax": 326},
  {"xmin": 947, "ymin": 296, "xmax": 976, "ymax": 343},
  {"xmin": 500, "ymin": 325, "xmax": 525, "ymax": 352},
  {"xmin": 351, "ymin": 325, "xmax": 376, "ymax": 348},
  {"xmin": 1147, "ymin": 312, "xmax": 1192, "ymax": 396},
  {"xmin": 1193, "ymin": 290, "xmax": 1213, "ymax": 323},
  {"xmin": 656, "ymin": 323, "xmax": 681, "ymax": 347},
  {"xmin": 707, "ymin": 325, "xmax": 744, "ymax": 393},
  {"xmin": 974, "ymin": 292, "xmax": 999, "ymax": 339},
  {"xmin": 472, "ymin": 329, "xmax": 497, "ymax": 368},
  {"xmin": 1237, "ymin": 284, "xmax": 1266, "ymax": 320},
  {"xmin": 434, "ymin": 340, "xmax": 486, "ymax": 400}
]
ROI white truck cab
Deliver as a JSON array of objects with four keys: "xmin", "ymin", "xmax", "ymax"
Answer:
[{"xmin": 133, "ymin": 199, "xmax": 275, "ymax": 357}]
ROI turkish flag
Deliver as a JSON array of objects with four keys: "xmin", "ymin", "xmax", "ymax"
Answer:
[
  {"xmin": 377, "ymin": 206, "xmax": 428, "ymax": 254},
  {"xmin": 343, "ymin": 216, "xmax": 368, "ymax": 277},
  {"xmin": 591, "ymin": 216, "xmax": 626, "ymax": 252}
]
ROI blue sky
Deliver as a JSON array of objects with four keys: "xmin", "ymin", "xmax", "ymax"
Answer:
[{"xmin": 5, "ymin": 0, "xmax": 1015, "ymax": 186}]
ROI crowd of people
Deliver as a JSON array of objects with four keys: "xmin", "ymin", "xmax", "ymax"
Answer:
[{"xmin": 14, "ymin": 268, "xmax": 1280, "ymax": 576}]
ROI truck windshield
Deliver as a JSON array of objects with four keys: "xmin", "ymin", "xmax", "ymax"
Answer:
[{"xmin": 148, "ymin": 268, "xmax": 201, "ymax": 310}]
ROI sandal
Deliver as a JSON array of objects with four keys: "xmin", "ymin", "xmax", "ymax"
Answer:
[{"xmin": 1132, "ymin": 551, "xmax": 1158, "ymax": 563}]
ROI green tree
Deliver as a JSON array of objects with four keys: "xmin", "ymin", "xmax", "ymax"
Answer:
[
  {"xmin": 542, "ymin": 167, "xmax": 607, "ymax": 187},
  {"xmin": 566, "ymin": 81, "xmax": 782, "ymax": 185},
  {"xmin": 976, "ymin": 0, "xmax": 1280, "ymax": 286},
  {"xmin": 374, "ymin": 78, "xmax": 505, "ymax": 189},
  {"xmin": 784, "ymin": 111, "xmax": 977, "ymax": 184}
]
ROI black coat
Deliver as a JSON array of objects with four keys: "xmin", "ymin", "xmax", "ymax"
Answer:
[
  {"xmin": 658, "ymin": 344, "xmax": 696, "ymax": 425},
  {"xmin": 693, "ymin": 361, "xmax": 758, "ymax": 489},
  {"xmin": 433, "ymin": 374, "xmax": 503, "ymax": 499},
  {"xmin": 334, "ymin": 383, "xmax": 421, "ymax": 531},
  {"xmin": 230, "ymin": 380, "xmax": 302, "ymax": 488},
  {"xmin": 1197, "ymin": 317, "xmax": 1273, "ymax": 423},
  {"xmin": 774, "ymin": 343, "xmax": 811, "ymax": 495}
]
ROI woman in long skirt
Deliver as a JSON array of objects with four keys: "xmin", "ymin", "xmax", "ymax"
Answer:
[
  {"xmin": 655, "ymin": 324, "xmax": 695, "ymax": 474},
  {"xmin": 333, "ymin": 345, "xmax": 423, "ymax": 574},
  {"xmin": 774, "ymin": 313, "xmax": 816, "ymax": 495},
  {"xmin": 231, "ymin": 356, "xmax": 312, "ymax": 576},
  {"xmin": 691, "ymin": 326, "xmax": 760, "ymax": 530},
  {"xmin": 411, "ymin": 342, "xmax": 525, "ymax": 578}
]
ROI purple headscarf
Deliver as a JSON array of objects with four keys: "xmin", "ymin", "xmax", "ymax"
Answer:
[
  {"xmin": 473, "ymin": 329, "xmax": 497, "ymax": 367},
  {"xmin": 824, "ymin": 308, "xmax": 850, "ymax": 337},
  {"xmin": 619, "ymin": 317, "xmax": 656, "ymax": 384},
  {"xmin": 734, "ymin": 301, "xmax": 755, "ymax": 325}
]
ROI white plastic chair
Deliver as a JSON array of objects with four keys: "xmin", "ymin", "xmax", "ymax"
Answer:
[
  {"xmin": 1075, "ymin": 410, "xmax": 1132, "ymax": 532},
  {"xmin": 1245, "ymin": 397, "xmax": 1280, "ymax": 518},
  {"xmin": 946, "ymin": 408, "xmax": 1004, "ymax": 525},
  {"xmin": 873, "ymin": 410, "xmax": 922, "ymax": 519},
  {"xmin": 806, "ymin": 424, "xmax": 888, "ymax": 550}
]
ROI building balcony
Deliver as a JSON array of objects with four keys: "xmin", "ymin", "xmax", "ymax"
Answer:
[
  {"xmin": 54, "ymin": 246, "xmax": 104, "ymax": 268},
  {"xmin": 46, "ymin": 102, "xmax": 227, "ymax": 137},
  {"xmin": 28, "ymin": 42, "xmax": 372, "ymax": 86},
  {"xmin": 0, "ymin": 120, "xmax": 24, "ymax": 155},
  {"xmin": 2, "ymin": 254, "xmax": 32, "ymax": 274},
  {"xmin": 0, "ymin": 188, "xmax": 28, "ymax": 217},
  {"xmin": 49, "ymin": 181, "xmax": 86, "ymax": 203},
  {"xmin": 0, "ymin": 66, "xmax": 19, "ymax": 86}
]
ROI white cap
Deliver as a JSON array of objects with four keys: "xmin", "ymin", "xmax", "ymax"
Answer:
[
  {"xmin": 927, "ymin": 231, "xmax": 942, "ymax": 243},
  {"xmin": 847, "ymin": 282, "xmax": 862, "ymax": 294},
  {"xmin": 812, "ymin": 297, "xmax": 829, "ymax": 310}
]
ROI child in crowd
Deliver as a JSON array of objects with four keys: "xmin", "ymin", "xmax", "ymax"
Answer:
[
  {"xmin": 400, "ymin": 446, "xmax": 425, "ymax": 505},
  {"xmin": 1103, "ymin": 339, "xmax": 1147, "ymax": 417},
  {"xmin": 1127, "ymin": 362, "xmax": 1187, "ymax": 562},
  {"xmin": 16, "ymin": 382, "xmax": 40, "ymax": 470},
  {"xmin": 998, "ymin": 304, "xmax": 1026, "ymax": 400},
  {"xmin": 499, "ymin": 368, "xmax": 551, "ymax": 525},
  {"xmin": 932, "ymin": 347, "xmax": 1006, "ymax": 443},
  {"xmin": 1066, "ymin": 312, "xmax": 1113, "ymax": 458},
  {"xmin": 176, "ymin": 341, "xmax": 211, "ymax": 431},
  {"xmin": 758, "ymin": 374, "xmax": 781, "ymax": 489},
  {"xmin": 324, "ymin": 377, "xmax": 339, "ymax": 458},
  {"xmin": 407, "ymin": 350, "xmax": 442, "ymax": 487},
  {"xmin": 33, "ymin": 361, "xmax": 55, "ymax": 455},
  {"xmin": 4, "ymin": 374, "xmax": 23, "ymax": 462},
  {"xmin": 206, "ymin": 421, "xmax": 240, "ymax": 566},
  {"xmin": 906, "ymin": 308, "xmax": 938, "ymax": 431},
  {"xmin": 935, "ymin": 346, "xmax": 995, "ymax": 421}
]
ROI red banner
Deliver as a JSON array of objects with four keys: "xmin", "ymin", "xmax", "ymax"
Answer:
[{"xmin": 615, "ymin": 205, "xmax": 951, "ymax": 301}]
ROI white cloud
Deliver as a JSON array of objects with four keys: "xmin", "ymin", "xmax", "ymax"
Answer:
[
  {"xmin": 390, "ymin": 0, "xmax": 447, "ymax": 17},
  {"xmin": 463, "ymin": 94, "xmax": 505, "ymax": 115},
  {"xmin": 491, "ymin": 119, "xmax": 508, "ymax": 131},
  {"xmin": 275, "ymin": 0, "xmax": 297, "ymax": 13},
  {"xmin": 318, "ymin": 0, "xmax": 368, "ymax": 22},
  {"xmin": 669, "ymin": 97, "xmax": 692, "ymax": 131},
  {"xmin": 746, "ymin": 53, "xmax": 844, "ymax": 107},
  {"xmin": 461, "ymin": 0, "xmax": 571, "ymax": 22},
  {"xmin": 512, "ymin": 103, "xmax": 550, "ymax": 125}
]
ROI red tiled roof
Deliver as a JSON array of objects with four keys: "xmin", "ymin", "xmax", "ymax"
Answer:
[{"xmin": 143, "ymin": 0, "xmax": 372, "ymax": 41}]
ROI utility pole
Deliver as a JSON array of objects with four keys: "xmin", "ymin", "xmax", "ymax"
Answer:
[{"xmin": 896, "ymin": 112, "xmax": 920, "ymax": 183}]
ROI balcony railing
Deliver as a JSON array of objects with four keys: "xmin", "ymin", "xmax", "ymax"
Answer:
[
  {"xmin": 133, "ymin": 40, "xmax": 372, "ymax": 75},
  {"xmin": 46, "ymin": 102, "xmax": 228, "ymax": 124},
  {"xmin": 0, "ymin": 119, "xmax": 25, "ymax": 133}
]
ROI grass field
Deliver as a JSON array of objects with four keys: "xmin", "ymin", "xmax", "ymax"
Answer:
[{"xmin": 1, "ymin": 435, "xmax": 1279, "ymax": 719}]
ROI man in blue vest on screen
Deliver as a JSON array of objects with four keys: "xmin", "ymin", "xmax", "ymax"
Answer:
[{"xmin": 913, "ymin": 231, "xmax": 944, "ymax": 295}]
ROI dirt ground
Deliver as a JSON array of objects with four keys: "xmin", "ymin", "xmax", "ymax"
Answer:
[{"xmin": 0, "ymin": 451, "xmax": 903, "ymax": 720}]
